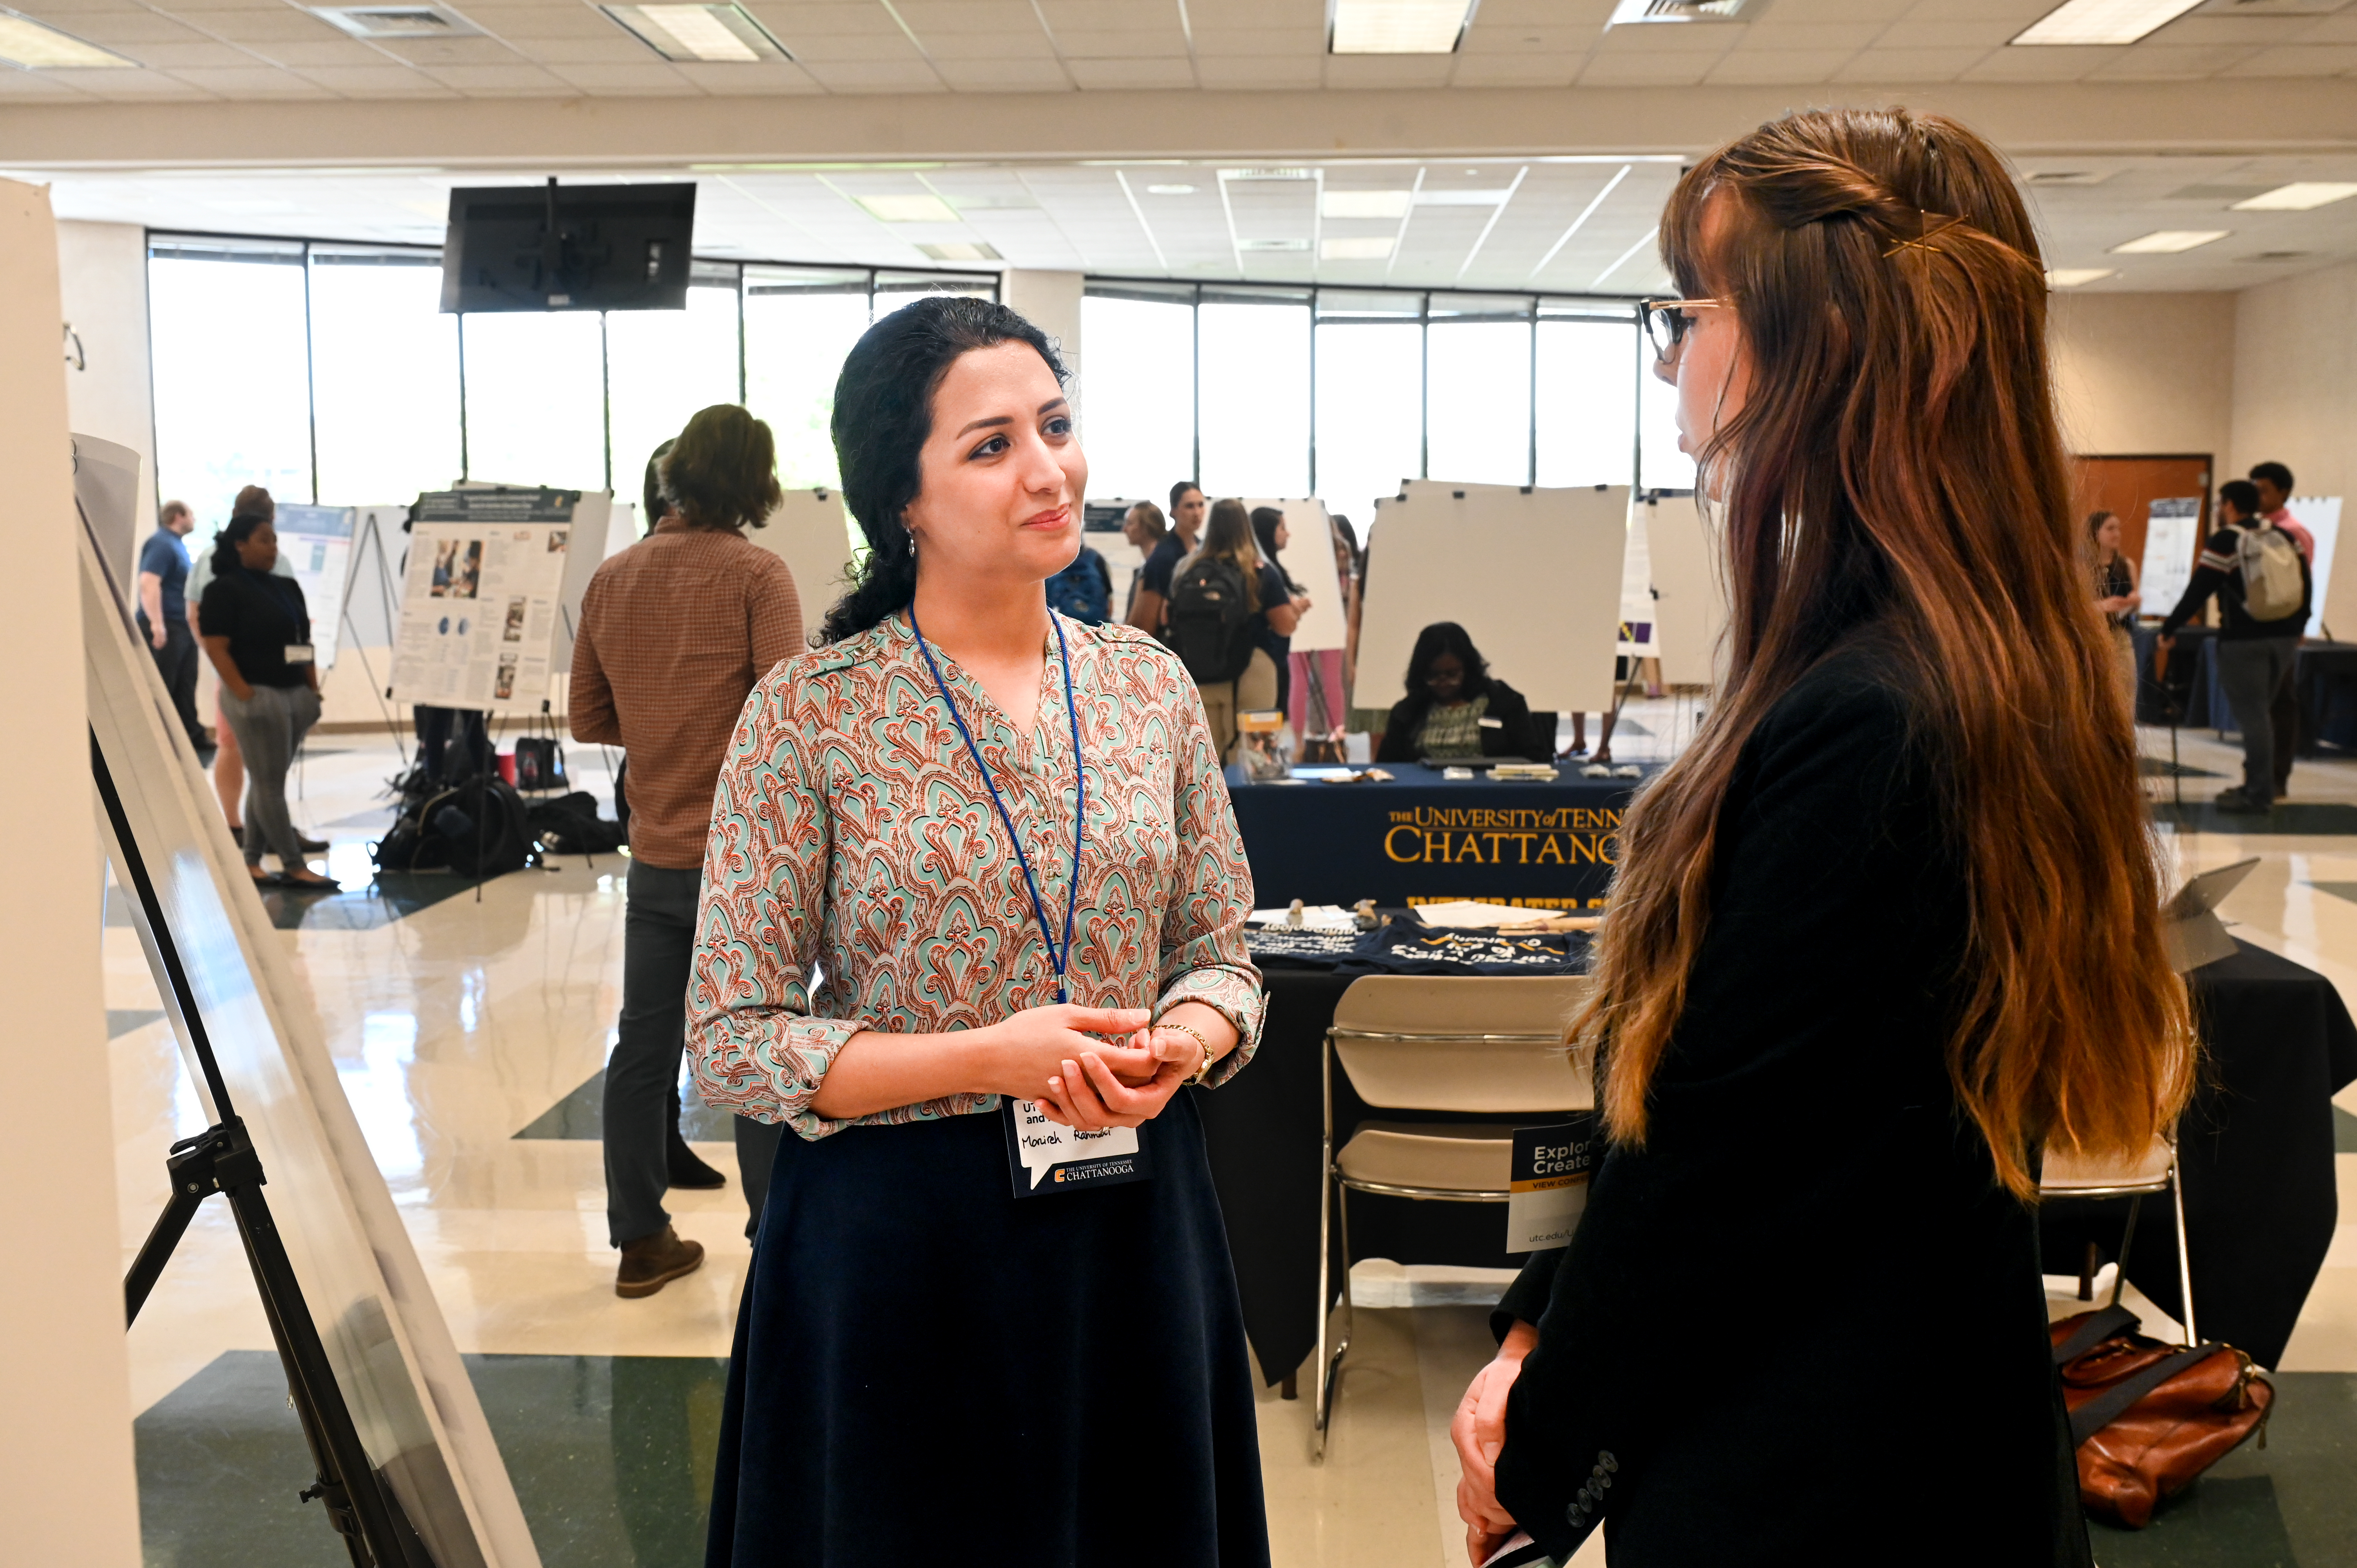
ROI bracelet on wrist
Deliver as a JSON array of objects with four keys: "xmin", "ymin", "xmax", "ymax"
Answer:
[{"xmin": 1155, "ymin": 1019, "xmax": 1216, "ymax": 1086}]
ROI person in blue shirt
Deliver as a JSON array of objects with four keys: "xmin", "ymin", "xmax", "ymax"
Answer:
[{"xmin": 137, "ymin": 500, "xmax": 208, "ymax": 756}]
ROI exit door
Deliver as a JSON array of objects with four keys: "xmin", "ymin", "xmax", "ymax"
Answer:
[{"xmin": 2071, "ymin": 454, "xmax": 2213, "ymax": 615}]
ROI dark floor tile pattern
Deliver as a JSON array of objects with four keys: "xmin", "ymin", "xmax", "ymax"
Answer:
[
  {"xmin": 2143, "ymin": 757, "xmax": 2224, "ymax": 779},
  {"xmin": 513, "ymin": 1068, "xmax": 736, "ymax": 1143},
  {"xmin": 138, "ymin": 1352, "xmax": 2357, "ymax": 1566},
  {"xmin": 2155, "ymin": 803, "xmax": 2357, "ymax": 835},
  {"xmin": 137, "ymin": 1351, "xmax": 728, "ymax": 1568}
]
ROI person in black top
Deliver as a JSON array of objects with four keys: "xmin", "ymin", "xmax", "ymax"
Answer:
[
  {"xmin": 197, "ymin": 493, "xmax": 337, "ymax": 890},
  {"xmin": 1375, "ymin": 622, "xmax": 1544, "ymax": 763},
  {"xmin": 1126, "ymin": 479, "xmax": 1204, "ymax": 637},
  {"xmin": 1248, "ymin": 506, "xmax": 1314, "ymax": 722},
  {"xmin": 137, "ymin": 499, "xmax": 210, "ymax": 757},
  {"xmin": 1450, "ymin": 108, "xmax": 2193, "ymax": 1568},
  {"xmin": 2089, "ymin": 509, "xmax": 2141, "ymax": 713},
  {"xmin": 2157, "ymin": 478, "xmax": 2310, "ymax": 812}
]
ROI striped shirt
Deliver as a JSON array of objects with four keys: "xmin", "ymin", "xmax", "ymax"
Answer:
[{"xmin": 570, "ymin": 518, "xmax": 804, "ymax": 868}]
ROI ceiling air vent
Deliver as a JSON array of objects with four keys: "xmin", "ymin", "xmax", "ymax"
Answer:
[
  {"xmin": 1606, "ymin": 0, "xmax": 1751, "ymax": 24},
  {"xmin": 311, "ymin": 5, "xmax": 481, "ymax": 38}
]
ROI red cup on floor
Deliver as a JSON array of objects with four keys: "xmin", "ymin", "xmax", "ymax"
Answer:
[{"xmin": 496, "ymin": 750, "xmax": 517, "ymax": 785}]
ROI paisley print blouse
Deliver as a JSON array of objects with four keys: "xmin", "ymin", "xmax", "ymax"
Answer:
[{"xmin": 687, "ymin": 610, "xmax": 1266, "ymax": 1141}]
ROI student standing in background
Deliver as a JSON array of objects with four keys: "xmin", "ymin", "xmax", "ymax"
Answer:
[
  {"xmin": 1119, "ymin": 499, "xmax": 1169, "ymax": 621},
  {"xmin": 571, "ymin": 408, "xmax": 803, "ymax": 1299},
  {"xmin": 138, "ymin": 499, "xmax": 209, "ymax": 758},
  {"xmin": 1175, "ymin": 498, "xmax": 1297, "ymax": 759},
  {"xmin": 2157, "ymin": 479, "xmax": 2310, "ymax": 813},
  {"xmin": 2249, "ymin": 461, "xmax": 2312, "ymax": 563},
  {"xmin": 2090, "ymin": 510, "xmax": 2141, "ymax": 713},
  {"xmin": 1127, "ymin": 479, "xmax": 1205, "ymax": 636},
  {"xmin": 1248, "ymin": 506, "xmax": 1313, "ymax": 724}
]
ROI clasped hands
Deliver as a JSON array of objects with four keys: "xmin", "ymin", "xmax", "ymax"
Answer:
[
  {"xmin": 1451, "ymin": 1320, "xmax": 1536, "ymax": 1564},
  {"xmin": 985, "ymin": 1002, "xmax": 1224, "ymax": 1130}
]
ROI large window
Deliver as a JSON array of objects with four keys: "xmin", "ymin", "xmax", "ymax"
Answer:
[
  {"xmin": 1536, "ymin": 309, "xmax": 1638, "ymax": 488},
  {"xmin": 1197, "ymin": 289, "xmax": 1312, "ymax": 501},
  {"xmin": 148, "ymin": 239, "xmax": 313, "ymax": 532},
  {"xmin": 1076, "ymin": 287, "xmax": 1195, "ymax": 505},
  {"xmin": 1426, "ymin": 295, "xmax": 1535, "ymax": 488},
  {"xmin": 1314, "ymin": 292, "xmax": 1424, "ymax": 536},
  {"xmin": 308, "ymin": 248, "xmax": 461, "ymax": 506},
  {"xmin": 147, "ymin": 235, "xmax": 996, "ymax": 518}
]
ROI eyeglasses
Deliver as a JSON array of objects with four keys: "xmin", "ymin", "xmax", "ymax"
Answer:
[{"xmin": 1639, "ymin": 298, "xmax": 1725, "ymax": 363}]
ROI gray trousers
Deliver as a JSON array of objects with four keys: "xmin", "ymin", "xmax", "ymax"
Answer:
[
  {"xmin": 2215, "ymin": 635, "xmax": 2300, "ymax": 803},
  {"xmin": 217, "ymin": 682, "xmax": 320, "ymax": 868},
  {"xmin": 606, "ymin": 860, "xmax": 785, "ymax": 1248}
]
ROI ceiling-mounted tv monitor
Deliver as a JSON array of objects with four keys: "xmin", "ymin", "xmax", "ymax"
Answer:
[{"xmin": 440, "ymin": 177, "xmax": 696, "ymax": 313}]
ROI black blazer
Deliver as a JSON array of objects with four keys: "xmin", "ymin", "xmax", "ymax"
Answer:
[
  {"xmin": 1375, "ymin": 677, "xmax": 1545, "ymax": 763},
  {"xmin": 1491, "ymin": 650, "xmax": 2089, "ymax": 1565}
]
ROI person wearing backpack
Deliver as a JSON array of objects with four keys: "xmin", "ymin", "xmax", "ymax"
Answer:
[
  {"xmin": 2157, "ymin": 478, "xmax": 2311, "ymax": 813},
  {"xmin": 1169, "ymin": 498, "xmax": 1297, "ymax": 759},
  {"xmin": 571, "ymin": 411, "xmax": 804, "ymax": 1298},
  {"xmin": 1042, "ymin": 536, "xmax": 1114, "ymax": 624}
]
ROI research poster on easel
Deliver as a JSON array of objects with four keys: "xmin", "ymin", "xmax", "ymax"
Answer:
[
  {"xmin": 2140, "ymin": 497, "xmax": 2204, "ymax": 623},
  {"xmin": 388, "ymin": 487, "xmax": 609, "ymax": 713},
  {"xmin": 273, "ymin": 503, "xmax": 357, "ymax": 669}
]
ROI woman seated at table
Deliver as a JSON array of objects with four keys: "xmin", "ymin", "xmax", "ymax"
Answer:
[{"xmin": 1376, "ymin": 622, "xmax": 1545, "ymax": 763}]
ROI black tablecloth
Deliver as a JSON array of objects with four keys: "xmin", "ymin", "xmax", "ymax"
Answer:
[
  {"xmin": 2133, "ymin": 624, "xmax": 2215, "ymax": 727},
  {"xmin": 1227, "ymin": 763, "xmax": 1640, "ymax": 910},
  {"xmin": 2040, "ymin": 939, "xmax": 2357, "ymax": 1369},
  {"xmin": 1206, "ymin": 940, "xmax": 2355, "ymax": 1385},
  {"xmin": 2296, "ymin": 642, "xmax": 2357, "ymax": 755}
]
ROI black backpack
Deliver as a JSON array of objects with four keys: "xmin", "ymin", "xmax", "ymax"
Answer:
[
  {"xmin": 513, "ymin": 736, "xmax": 567, "ymax": 792},
  {"xmin": 525, "ymin": 790, "xmax": 627, "ymax": 856},
  {"xmin": 374, "ymin": 776, "xmax": 538, "ymax": 879},
  {"xmin": 1167, "ymin": 553, "xmax": 1256, "ymax": 683}
]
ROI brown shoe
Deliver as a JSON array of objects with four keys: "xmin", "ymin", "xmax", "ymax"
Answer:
[{"xmin": 615, "ymin": 1223, "xmax": 704, "ymax": 1299}]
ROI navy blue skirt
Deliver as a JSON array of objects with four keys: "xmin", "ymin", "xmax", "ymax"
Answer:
[{"xmin": 706, "ymin": 1092, "xmax": 1271, "ymax": 1567}]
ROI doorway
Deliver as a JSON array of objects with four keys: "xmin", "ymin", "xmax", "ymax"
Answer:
[{"xmin": 2072, "ymin": 454, "xmax": 2213, "ymax": 601}]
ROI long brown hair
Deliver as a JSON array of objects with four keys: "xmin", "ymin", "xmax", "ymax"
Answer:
[
  {"xmin": 1582, "ymin": 108, "xmax": 2192, "ymax": 1197},
  {"xmin": 1201, "ymin": 497, "xmax": 1265, "ymax": 613}
]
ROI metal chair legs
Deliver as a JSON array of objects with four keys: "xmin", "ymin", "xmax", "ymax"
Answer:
[{"xmin": 2103, "ymin": 1152, "xmax": 2196, "ymax": 1346}]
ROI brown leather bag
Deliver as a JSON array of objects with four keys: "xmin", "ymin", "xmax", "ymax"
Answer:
[{"xmin": 2049, "ymin": 1306, "xmax": 2273, "ymax": 1528}]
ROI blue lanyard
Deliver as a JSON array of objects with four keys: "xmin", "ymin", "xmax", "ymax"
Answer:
[{"xmin": 908, "ymin": 607, "xmax": 1086, "ymax": 1005}]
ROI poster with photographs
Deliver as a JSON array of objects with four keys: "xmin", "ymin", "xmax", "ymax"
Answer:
[{"xmin": 388, "ymin": 488, "xmax": 609, "ymax": 714}]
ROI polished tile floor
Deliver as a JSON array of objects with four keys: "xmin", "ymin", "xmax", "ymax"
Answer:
[{"xmin": 108, "ymin": 713, "xmax": 2357, "ymax": 1566}]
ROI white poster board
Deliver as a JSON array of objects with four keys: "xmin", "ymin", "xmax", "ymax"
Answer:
[
  {"xmin": 2289, "ymin": 496, "xmax": 2344, "ymax": 640},
  {"xmin": 1243, "ymin": 496, "xmax": 1348, "ymax": 654},
  {"xmin": 273, "ymin": 504, "xmax": 358, "ymax": 670},
  {"xmin": 71, "ymin": 430, "xmax": 143, "ymax": 600},
  {"xmin": 82, "ymin": 516, "xmax": 537, "ymax": 1568},
  {"xmin": 1360, "ymin": 483, "xmax": 1628, "ymax": 716},
  {"xmin": 747, "ymin": 487, "xmax": 862, "ymax": 647},
  {"xmin": 1617, "ymin": 501, "xmax": 1655, "ymax": 658},
  {"xmin": 388, "ymin": 488, "xmax": 610, "ymax": 713},
  {"xmin": 1645, "ymin": 493, "xmax": 1726, "ymax": 688},
  {"xmin": 2140, "ymin": 497, "xmax": 2204, "ymax": 626}
]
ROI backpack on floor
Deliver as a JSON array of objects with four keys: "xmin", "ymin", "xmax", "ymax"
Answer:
[
  {"xmin": 513, "ymin": 736, "xmax": 568, "ymax": 792},
  {"xmin": 2236, "ymin": 526, "xmax": 2305, "ymax": 624},
  {"xmin": 373, "ymin": 776, "xmax": 538, "ymax": 879},
  {"xmin": 2050, "ymin": 1304, "xmax": 2272, "ymax": 1529},
  {"xmin": 525, "ymin": 790, "xmax": 626, "ymax": 855},
  {"xmin": 1167, "ymin": 553, "xmax": 1256, "ymax": 684}
]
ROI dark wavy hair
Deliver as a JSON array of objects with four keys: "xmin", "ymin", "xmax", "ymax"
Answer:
[
  {"xmin": 211, "ymin": 486, "xmax": 274, "ymax": 574},
  {"xmin": 820, "ymin": 296, "xmax": 1068, "ymax": 642},
  {"xmin": 1399, "ymin": 621, "xmax": 1492, "ymax": 711},
  {"xmin": 660, "ymin": 405, "xmax": 781, "ymax": 532}
]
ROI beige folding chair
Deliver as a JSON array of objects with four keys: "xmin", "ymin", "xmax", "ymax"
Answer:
[
  {"xmin": 1313, "ymin": 973, "xmax": 1594, "ymax": 1458},
  {"xmin": 2041, "ymin": 1137, "xmax": 2196, "ymax": 1344}
]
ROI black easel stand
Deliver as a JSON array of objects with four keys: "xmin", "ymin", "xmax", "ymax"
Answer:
[{"xmin": 97, "ymin": 734, "xmax": 430, "ymax": 1568}]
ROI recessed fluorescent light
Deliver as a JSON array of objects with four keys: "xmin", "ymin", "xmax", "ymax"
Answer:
[
  {"xmin": 1329, "ymin": 0, "xmax": 1477, "ymax": 54},
  {"xmin": 855, "ymin": 193, "xmax": 960, "ymax": 224},
  {"xmin": 1606, "ymin": 0, "xmax": 1749, "ymax": 23},
  {"xmin": 602, "ymin": 3, "xmax": 789, "ymax": 61},
  {"xmin": 2110, "ymin": 230, "xmax": 2228, "ymax": 254},
  {"xmin": 916, "ymin": 242, "xmax": 1001, "ymax": 262},
  {"xmin": 311, "ymin": 5, "xmax": 479, "ymax": 39},
  {"xmin": 0, "ymin": 9, "xmax": 137, "ymax": 66},
  {"xmin": 2011, "ymin": 0, "xmax": 2204, "ymax": 45},
  {"xmin": 1145, "ymin": 184, "xmax": 1197, "ymax": 196},
  {"xmin": 1321, "ymin": 236, "xmax": 1397, "ymax": 260},
  {"xmin": 2233, "ymin": 182, "xmax": 2357, "ymax": 211},
  {"xmin": 2046, "ymin": 268, "xmax": 2116, "ymax": 287},
  {"xmin": 1322, "ymin": 190, "xmax": 1413, "ymax": 219},
  {"xmin": 1238, "ymin": 238, "xmax": 1311, "ymax": 251}
]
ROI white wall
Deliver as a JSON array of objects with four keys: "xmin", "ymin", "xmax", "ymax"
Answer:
[
  {"xmin": 1000, "ymin": 268, "xmax": 1085, "ymax": 432},
  {"xmin": 2230, "ymin": 259, "xmax": 2357, "ymax": 499},
  {"xmin": 60, "ymin": 220, "xmax": 157, "ymax": 533},
  {"xmin": 0, "ymin": 179, "xmax": 143, "ymax": 1568},
  {"xmin": 2048, "ymin": 291, "xmax": 2236, "ymax": 460}
]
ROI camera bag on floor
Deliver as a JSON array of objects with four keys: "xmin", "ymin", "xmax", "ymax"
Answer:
[
  {"xmin": 524, "ymin": 790, "xmax": 626, "ymax": 855},
  {"xmin": 2049, "ymin": 1304, "xmax": 2272, "ymax": 1528},
  {"xmin": 373, "ymin": 776, "xmax": 537, "ymax": 879},
  {"xmin": 512, "ymin": 735, "xmax": 568, "ymax": 792}
]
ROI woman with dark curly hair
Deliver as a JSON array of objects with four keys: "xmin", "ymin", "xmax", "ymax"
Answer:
[
  {"xmin": 689, "ymin": 296, "xmax": 1269, "ymax": 1566},
  {"xmin": 1375, "ymin": 620, "xmax": 1546, "ymax": 763}
]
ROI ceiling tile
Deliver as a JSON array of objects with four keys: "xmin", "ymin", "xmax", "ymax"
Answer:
[
  {"xmin": 932, "ymin": 55, "xmax": 1071, "ymax": 84},
  {"xmin": 1704, "ymin": 45, "xmax": 1854, "ymax": 80},
  {"xmin": 35, "ymin": 66, "xmax": 188, "ymax": 94},
  {"xmin": 1188, "ymin": 26, "xmax": 1320, "ymax": 52},
  {"xmin": 246, "ymin": 39, "xmax": 389, "ymax": 65},
  {"xmin": 910, "ymin": 28, "xmax": 1059, "ymax": 56},
  {"xmin": 0, "ymin": 68, "xmax": 93, "ymax": 95},
  {"xmin": 118, "ymin": 39, "xmax": 267, "ymax": 65},
  {"xmin": 2300, "ymin": 11, "xmax": 2357, "ymax": 40},
  {"xmin": 543, "ymin": 58, "xmax": 698, "ymax": 89},
  {"xmin": 1037, "ymin": 0, "xmax": 1181, "ymax": 30},
  {"xmin": 743, "ymin": 2, "xmax": 912, "ymax": 36},
  {"xmin": 789, "ymin": 31, "xmax": 930, "ymax": 58},
  {"xmin": 49, "ymin": 13, "xmax": 213, "ymax": 44},
  {"xmin": 166, "ymin": 64, "xmax": 333, "ymax": 91},
  {"xmin": 1461, "ymin": 24, "xmax": 1600, "ymax": 52},
  {"xmin": 796, "ymin": 57, "xmax": 948, "ymax": 86},
  {"xmin": 476, "ymin": 5, "xmax": 631, "ymax": 37},
  {"xmin": 1192, "ymin": 52, "xmax": 1319, "ymax": 84},
  {"xmin": 1733, "ymin": 20, "xmax": 1885, "ymax": 48},
  {"xmin": 1051, "ymin": 27, "xmax": 1190, "ymax": 56},
  {"xmin": 373, "ymin": 35, "xmax": 530, "ymax": 62},
  {"xmin": 166, "ymin": 7, "xmax": 346, "ymax": 40},
  {"xmin": 292, "ymin": 63, "xmax": 458, "ymax": 91},
  {"xmin": 1449, "ymin": 51, "xmax": 1582, "ymax": 83},
  {"xmin": 1067, "ymin": 54, "xmax": 1194, "ymax": 83},
  {"xmin": 1576, "ymin": 49, "xmax": 1716, "ymax": 82},
  {"xmin": 894, "ymin": 0, "xmax": 1039, "ymax": 29},
  {"xmin": 2149, "ymin": 14, "xmax": 2323, "ymax": 44},
  {"xmin": 1587, "ymin": 20, "xmax": 1744, "ymax": 50},
  {"xmin": 672, "ymin": 58, "xmax": 825, "ymax": 88},
  {"xmin": 1956, "ymin": 42, "xmax": 2119, "ymax": 78},
  {"xmin": 1751, "ymin": 0, "xmax": 1911, "ymax": 22},
  {"xmin": 420, "ymin": 61, "xmax": 578, "ymax": 89},
  {"xmin": 2085, "ymin": 41, "xmax": 2256, "ymax": 78},
  {"xmin": 506, "ymin": 36, "xmax": 650, "ymax": 60},
  {"xmin": 1322, "ymin": 52, "xmax": 1456, "ymax": 85},
  {"xmin": 1831, "ymin": 43, "xmax": 1991, "ymax": 78},
  {"xmin": 1870, "ymin": 17, "xmax": 2017, "ymax": 46},
  {"xmin": 2219, "ymin": 41, "xmax": 2357, "ymax": 73}
]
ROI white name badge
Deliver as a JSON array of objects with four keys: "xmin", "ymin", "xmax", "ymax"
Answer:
[
  {"xmin": 1506, "ymin": 1114, "xmax": 1600, "ymax": 1253},
  {"xmin": 284, "ymin": 643, "xmax": 316, "ymax": 664},
  {"xmin": 1478, "ymin": 716, "xmax": 1504, "ymax": 729},
  {"xmin": 1000, "ymin": 1098, "xmax": 1153, "ymax": 1198}
]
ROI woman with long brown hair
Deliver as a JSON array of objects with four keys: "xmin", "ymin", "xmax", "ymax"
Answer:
[{"xmin": 1449, "ymin": 107, "xmax": 2193, "ymax": 1565}]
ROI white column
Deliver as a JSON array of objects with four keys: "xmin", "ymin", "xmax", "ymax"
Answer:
[
  {"xmin": 60, "ymin": 220, "xmax": 159, "ymax": 579},
  {"xmin": 0, "ymin": 179, "xmax": 143, "ymax": 1566},
  {"xmin": 1000, "ymin": 268, "xmax": 1085, "ymax": 434}
]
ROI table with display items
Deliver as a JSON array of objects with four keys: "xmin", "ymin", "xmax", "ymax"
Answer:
[
  {"xmin": 1225, "ymin": 763, "xmax": 1646, "ymax": 912},
  {"xmin": 1194, "ymin": 933, "xmax": 2355, "ymax": 1388}
]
